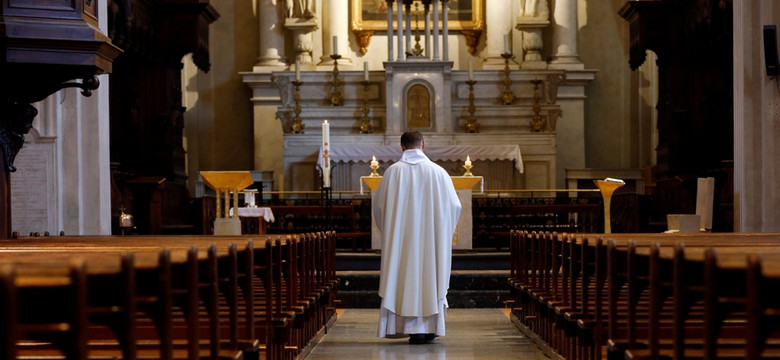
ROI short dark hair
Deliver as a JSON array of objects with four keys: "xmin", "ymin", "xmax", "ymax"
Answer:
[{"xmin": 401, "ymin": 131, "xmax": 423, "ymax": 149}]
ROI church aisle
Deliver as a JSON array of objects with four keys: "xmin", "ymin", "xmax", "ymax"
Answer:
[{"xmin": 304, "ymin": 308, "xmax": 551, "ymax": 360}]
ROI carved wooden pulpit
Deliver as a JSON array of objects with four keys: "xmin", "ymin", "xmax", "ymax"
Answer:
[{"xmin": 0, "ymin": 0, "xmax": 122, "ymax": 238}]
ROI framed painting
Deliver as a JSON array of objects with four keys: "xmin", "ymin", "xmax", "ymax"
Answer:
[{"xmin": 351, "ymin": 0, "xmax": 484, "ymax": 32}]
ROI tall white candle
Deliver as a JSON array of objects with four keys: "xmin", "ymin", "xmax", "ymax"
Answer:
[
  {"xmin": 364, "ymin": 62, "xmax": 369, "ymax": 81},
  {"xmin": 504, "ymin": 34, "xmax": 511, "ymax": 54},
  {"xmin": 468, "ymin": 61, "xmax": 473, "ymax": 80},
  {"xmin": 332, "ymin": 35, "xmax": 338, "ymax": 55},
  {"xmin": 322, "ymin": 120, "xmax": 331, "ymax": 188},
  {"xmin": 295, "ymin": 59, "xmax": 300, "ymax": 81}
]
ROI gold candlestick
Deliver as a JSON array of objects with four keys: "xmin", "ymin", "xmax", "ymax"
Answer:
[
  {"xmin": 530, "ymin": 79, "xmax": 544, "ymax": 131},
  {"xmin": 359, "ymin": 80, "xmax": 373, "ymax": 133},
  {"xmin": 465, "ymin": 79, "xmax": 479, "ymax": 133},
  {"xmin": 501, "ymin": 53, "xmax": 515, "ymax": 105},
  {"xmin": 330, "ymin": 54, "xmax": 343, "ymax": 106},
  {"xmin": 463, "ymin": 162, "xmax": 473, "ymax": 176},
  {"xmin": 292, "ymin": 80, "xmax": 305, "ymax": 133},
  {"xmin": 370, "ymin": 162, "xmax": 380, "ymax": 177}
]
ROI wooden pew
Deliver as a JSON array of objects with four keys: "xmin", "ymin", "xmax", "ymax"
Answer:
[
  {"xmin": 508, "ymin": 231, "xmax": 780, "ymax": 360},
  {"xmin": 269, "ymin": 206, "xmax": 370, "ymax": 251},
  {"xmin": 0, "ymin": 232, "xmax": 338, "ymax": 360}
]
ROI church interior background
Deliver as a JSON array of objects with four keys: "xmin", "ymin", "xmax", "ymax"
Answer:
[{"xmin": 6, "ymin": 0, "xmax": 780, "ymax": 241}]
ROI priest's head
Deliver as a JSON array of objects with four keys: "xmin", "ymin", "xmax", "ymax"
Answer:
[{"xmin": 401, "ymin": 131, "xmax": 424, "ymax": 151}]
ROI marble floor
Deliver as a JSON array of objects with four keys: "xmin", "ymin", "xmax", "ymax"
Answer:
[{"xmin": 303, "ymin": 309, "xmax": 551, "ymax": 360}]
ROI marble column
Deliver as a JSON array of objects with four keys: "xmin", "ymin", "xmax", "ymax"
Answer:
[
  {"xmin": 424, "ymin": 4, "xmax": 430, "ymax": 59},
  {"xmin": 387, "ymin": 0, "xmax": 394, "ymax": 61},
  {"xmin": 256, "ymin": 0, "xmax": 286, "ymax": 67},
  {"xmin": 549, "ymin": 0, "xmax": 583, "ymax": 69},
  {"xmin": 319, "ymin": 0, "xmax": 353, "ymax": 66},
  {"xmin": 482, "ymin": 0, "xmax": 514, "ymax": 69},
  {"xmin": 432, "ymin": 0, "xmax": 440, "ymax": 61},
  {"xmin": 441, "ymin": 0, "xmax": 449, "ymax": 61},
  {"xmin": 397, "ymin": 0, "xmax": 404, "ymax": 61}
]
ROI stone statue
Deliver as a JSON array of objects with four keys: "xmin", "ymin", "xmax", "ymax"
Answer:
[
  {"xmin": 521, "ymin": 0, "xmax": 549, "ymax": 19},
  {"xmin": 285, "ymin": 0, "xmax": 316, "ymax": 19}
]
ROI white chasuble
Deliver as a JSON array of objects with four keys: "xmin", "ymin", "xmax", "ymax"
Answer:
[{"xmin": 373, "ymin": 149, "xmax": 462, "ymax": 337}]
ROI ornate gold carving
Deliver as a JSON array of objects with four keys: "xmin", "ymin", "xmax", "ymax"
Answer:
[
  {"xmin": 353, "ymin": 30, "xmax": 374, "ymax": 55},
  {"xmin": 462, "ymin": 30, "xmax": 482, "ymax": 55}
]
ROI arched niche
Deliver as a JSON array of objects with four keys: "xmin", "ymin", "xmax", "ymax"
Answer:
[{"xmin": 404, "ymin": 81, "xmax": 436, "ymax": 132}]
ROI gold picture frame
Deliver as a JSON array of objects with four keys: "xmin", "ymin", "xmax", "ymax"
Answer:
[
  {"xmin": 351, "ymin": 0, "xmax": 484, "ymax": 55},
  {"xmin": 351, "ymin": 0, "xmax": 484, "ymax": 32}
]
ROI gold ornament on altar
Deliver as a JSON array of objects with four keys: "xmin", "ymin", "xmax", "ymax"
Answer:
[
  {"xmin": 463, "ymin": 155, "xmax": 474, "ymax": 176},
  {"xmin": 369, "ymin": 155, "xmax": 380, "ymax": 177}
]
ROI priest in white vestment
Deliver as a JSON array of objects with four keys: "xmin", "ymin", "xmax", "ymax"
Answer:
[{"xmin": 373, "ymin": 131, "xmax": 462, "ymax": 344}]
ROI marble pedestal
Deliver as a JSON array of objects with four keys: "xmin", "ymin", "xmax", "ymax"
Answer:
[{"xmin": 214, "ymin": 218, "xmax": 242, "ymax": 235}]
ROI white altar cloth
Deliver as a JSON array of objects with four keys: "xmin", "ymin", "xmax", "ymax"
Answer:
[
  {"xmin": 229, "ymin": 207, "xmax": 275, "ymax": 222},
  {"xmin": 318, "ymin": 145, "xmax": 523, "ymax": 173}
]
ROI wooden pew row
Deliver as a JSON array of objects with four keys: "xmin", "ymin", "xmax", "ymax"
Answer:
[
  {"xmin": 508, "ymin": 231, "xmax": 780, "ymax": 360},
  {"xmin": 0, "ymin": 242, "xmax": 249, "ymax": 360},
  {"xmin": 0, "ymin": 233, "xmax": 314, "ymax": 360},
  {"xmin": 0, "ymin": 232, "xmax": 338, "ymax": 360},
  {"xmin": 0, "ymin": 235, "xmax": 326, "ymax": 360},
  {"xmin": 268, "ymin": 206, "xmax": 370, "ymax": 252},
  {"xmin": 617, "ymin": 245, "xmax": 780, "ymax": 360}
]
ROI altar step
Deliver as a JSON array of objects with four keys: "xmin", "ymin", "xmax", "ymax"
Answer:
[{"xmin": 335, "ymin": 252, "xmax": 512, "ymax": 308}]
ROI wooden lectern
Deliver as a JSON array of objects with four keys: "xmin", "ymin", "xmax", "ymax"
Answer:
[{"xmin": 201, "ymin": 171, "xmax": 254, "ymax": 235}]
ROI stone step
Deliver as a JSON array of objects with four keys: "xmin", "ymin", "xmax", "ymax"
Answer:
[
  {"xmin": 335, "ymin": 269, "xmax": 512, "ymax": 308},
  {"xmin": 336, "ymin": 251, "xmax": 510, "ymax": 271}
]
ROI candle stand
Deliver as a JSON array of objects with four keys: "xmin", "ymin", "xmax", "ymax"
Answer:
[
  {"xmin": 463, "ymin": 161, "xmax": 473, "ymax": 176},
  {"xmin": 330, "ymin": 54, "xmax": 343, "ymax": 106},
  {"xmin": 594, "ymin": 179, "xmax": 625, "ymax": 234},
  {"xmin": 465, "ymin": 79, "xmax": 479, "ymax": 133},
  {"xmin": 501, "ymin": 53, "xmax": 515, "ymax": 105},
  {"xmin": 359, "ymin": 80, "xmax": 373, "ymax": 133}
]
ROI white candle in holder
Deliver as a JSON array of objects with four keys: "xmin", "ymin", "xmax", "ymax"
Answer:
[
  {"xmin": 371, "ymin": 155, "xmax": 378, "ymax": 168},
  {"xmin": 504, "ymin": 34, "xmax": 511, "ymax": 54},
  {"xmin": 364, "ymin": 62, "xmax": 369, "ymax": 81},
  {"xmin": 333, "ymin": 35, "xmax": 338, "ymax": 55},
  {"xmin": 295, "ymin": 59, "xmax": 300, "ymax": 81},
  {"xmin": 468, "ymin": 61, "xmax": 473, "ymax": 80},
  {"xmin": 465, "ymin": 155, "xmax": 472, "ymax": 167},
  {"xmin": 322, "ymin": 120, "xmax": 331, "ymax": 188}
]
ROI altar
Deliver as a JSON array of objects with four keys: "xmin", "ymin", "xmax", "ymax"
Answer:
[
  {"xmin": 326, "ymin": 144, "xmax": 523, "ymax": 192},
  {"xmin": 362, "ymin": 175, "xmax": 483, "ymax": 250}
]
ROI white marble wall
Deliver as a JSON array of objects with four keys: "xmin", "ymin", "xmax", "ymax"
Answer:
[
  {"xmin": 11, "ymin": 82, "xmax": 112, "ymax": 236},
  {"xmin": 10, "ymin": 129, "xmax": 58, "ymax": 235}
]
